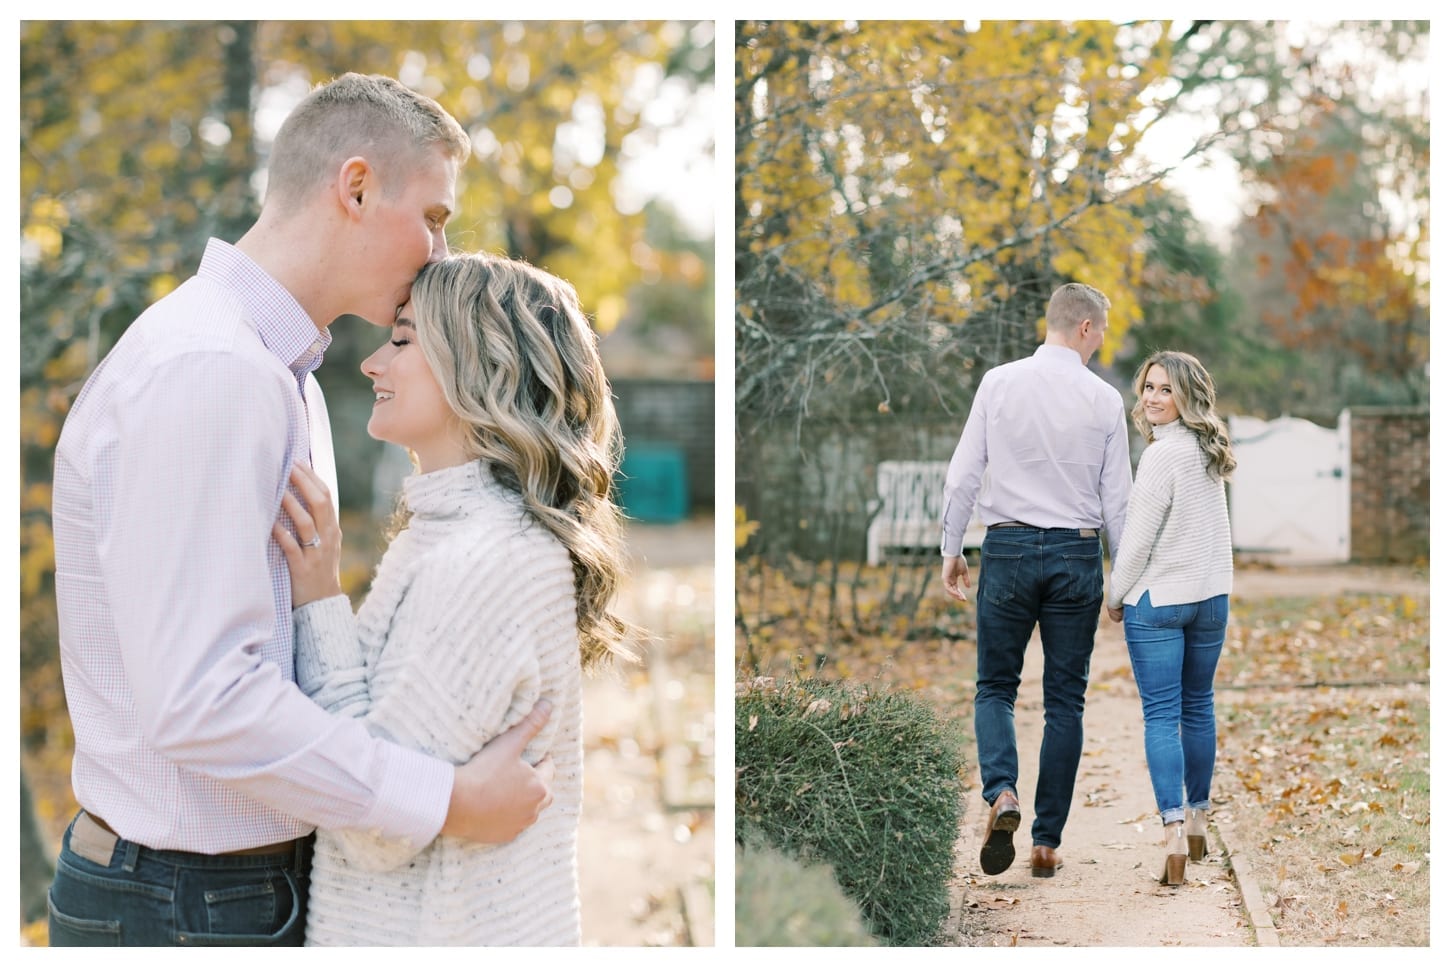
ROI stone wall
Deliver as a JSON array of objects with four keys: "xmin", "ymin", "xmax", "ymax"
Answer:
[{"xmin": 1349, "ymin": 407, "xmax": 1430, "ymax": 563}]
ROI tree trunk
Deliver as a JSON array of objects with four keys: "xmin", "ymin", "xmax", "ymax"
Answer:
[
  {"xmin": 214, "ymin": 20, "xmax": 259, "ymax": 243},
  {"xmin": 20, "ymin": 765, "xmax": 55, "ymax": 923}
]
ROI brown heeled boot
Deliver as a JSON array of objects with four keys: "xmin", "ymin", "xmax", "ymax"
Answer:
[
  {"xmin": 1161, "ymin": 822, "xmax": 1187, "ymax": 886},
  {"xmin": 1185, "ymin": 808, "xmax": 1208, "ymax": 862}
]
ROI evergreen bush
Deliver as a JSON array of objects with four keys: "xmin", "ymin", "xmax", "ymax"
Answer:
[
  {"xmin": 735, "ymin": 676, "xmax": 966, "ymax": 946},
  {"xmin": 734, "ymin": 841, "xmax": 877, "ymax": 946}
]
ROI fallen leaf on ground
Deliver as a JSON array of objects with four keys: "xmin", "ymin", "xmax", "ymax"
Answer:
[{"xmin": 964, "ymin": 896, "xmax": 1021, "ymax": 910}]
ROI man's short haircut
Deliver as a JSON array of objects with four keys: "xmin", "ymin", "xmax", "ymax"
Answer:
[
  {"xmin": 265, "ymin": 73, "xmax": 471, "ymax": 207},
  {"xmin": 1045, "ymin": 282, "xmax": 1111, "ymax": 333}
]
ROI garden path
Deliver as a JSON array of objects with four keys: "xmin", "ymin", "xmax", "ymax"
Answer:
[
  {"xmin": 578, "ymin": 516, "xmax": 715, "ymax": 946},
  {"xmin": 944, "ymin": 564, "xmax": 1418, "ymax": 947}
]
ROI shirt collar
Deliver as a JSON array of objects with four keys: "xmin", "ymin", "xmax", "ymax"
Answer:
[
  {"xmin": 1034, "ymin": 344, "xmax": 1085, "ymax": 368},
  {"xmin": 195, "ymin": 238, "xmax": 331, "ymax": 379}
]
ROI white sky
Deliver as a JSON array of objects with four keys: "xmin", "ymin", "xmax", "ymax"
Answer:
[{"xmin": 1136, "ymin": 20, "xmax": 1430, "ymax": 249}]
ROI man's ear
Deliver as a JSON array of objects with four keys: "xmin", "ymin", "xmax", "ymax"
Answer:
[{"xmin": 335, "ymin": 156, "xmax": 372, "ymax": 219}]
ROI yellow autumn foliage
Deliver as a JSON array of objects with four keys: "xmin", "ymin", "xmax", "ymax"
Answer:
[
  {"xmin": 738, "ymin": 20, "xmax": 1175, "ymax": 383},
  {"xmin": 20, "ymin": 19, "xmax": 715, "ymax": 738}
]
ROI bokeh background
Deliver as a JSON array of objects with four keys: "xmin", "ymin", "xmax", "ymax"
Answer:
[{"xmin": 19, "ymin": 20, "xmax": 715, "ymax": 945}]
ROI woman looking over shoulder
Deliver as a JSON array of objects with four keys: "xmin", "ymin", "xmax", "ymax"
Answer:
[
  {"xmin": 274, "ymin": 252, "xmax": 631, "ymax": 945},
  {"xmin": 1107, "ymin": 350, "xmax": 1235, "ymax": 889}
]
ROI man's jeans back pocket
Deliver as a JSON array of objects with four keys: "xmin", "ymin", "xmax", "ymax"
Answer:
[
  {"xmin": 1061, "ymin": 551, "xmax": 1103, "ymax": 604},
  {"xmin": 48, "ymin": 890, "xmax": 122, "ymax": 946},
  {"xmin": 979, "ymin": 549, "xmax": 1022, "ymax": 605}
]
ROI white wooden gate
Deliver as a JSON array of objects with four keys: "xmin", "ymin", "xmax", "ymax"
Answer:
[{"xmin": 1227, "ymin": 411, "xmax": 1350, "ymax": 563}]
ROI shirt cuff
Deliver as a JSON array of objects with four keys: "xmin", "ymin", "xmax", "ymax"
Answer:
[
  {"xmin": 293, "ymin": 594, "xmax": 361, "ymax": 692},
  {"xmin": 361, "ymin": 744, "xmax": 454, "ymax": 847}
]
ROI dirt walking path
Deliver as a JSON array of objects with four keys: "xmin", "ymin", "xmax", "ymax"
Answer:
[
  {"xmin": 577, "ymin": 518, "xmax": 715, "ymax": 946},
  {"xmin": 944, "ymin": 617, "xmax": 1253, "ymax": 946},
  {"xmin": 940, "ymin": 564, "xmax": 1424, "ymax": 946}
]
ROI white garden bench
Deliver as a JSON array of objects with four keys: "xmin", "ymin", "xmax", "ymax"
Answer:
[{"xmin": 865, "ymin": 460, "xmax": 986, "ymax": 564}]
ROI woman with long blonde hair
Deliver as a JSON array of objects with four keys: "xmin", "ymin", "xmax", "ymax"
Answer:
[
  {"xmin": 273, "ymin": 252, "xmax": 630, "ymax": 944},
  {"xmin": 1107, "ymin": 350, "xmax": 1235, "ymax": 889}
]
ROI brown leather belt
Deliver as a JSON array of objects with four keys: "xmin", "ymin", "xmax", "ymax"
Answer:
[
  {"xmin": 988, "ymin": 522, "xmax": 1099, "ymax": 538},
  {"xmin": 82, "ymin": 811, "xmax": 301, "ymax": 858}
]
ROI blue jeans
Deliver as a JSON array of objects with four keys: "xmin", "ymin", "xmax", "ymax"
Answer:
[
  {"xmin": 975, "ymin": 527, "xmax": 1103, "ymax": 849},
  {"xmin": 1123, "ymin": 591, "xmax": 1229, "ymax": 825},
  {"xmin": 47, "ymin": 812, "xmax": 312, "ymax": 946}
]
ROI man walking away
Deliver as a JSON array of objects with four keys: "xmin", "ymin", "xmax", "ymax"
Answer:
[{"xmin": 940, "ymin": 282, "xmax": 1132, "ymax": 879}]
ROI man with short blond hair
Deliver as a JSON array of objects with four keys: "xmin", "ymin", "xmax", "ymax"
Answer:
[
  {"xmin": 1044, "ymin": 281, "xmax": 1112, "ymax": 334},
  {"xmin": 265, "ymin": 72, "xmax": 471, "ymax": 207},
  {"xmin": 49, "ymin": 73, "xmax": 551, "ymax": 946},
  {"xmin": 941, "ymin": 281, "xmax": 1132, "ymax": 880}
]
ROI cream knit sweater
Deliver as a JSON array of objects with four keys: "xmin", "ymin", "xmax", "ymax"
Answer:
[
  {"xmin": 1107, "ymin": 419, "xmax": 1234, "ymax": 609},
  {"xmin": 293, "ymin": 459, "xmax": 582, "ymax": 946}
]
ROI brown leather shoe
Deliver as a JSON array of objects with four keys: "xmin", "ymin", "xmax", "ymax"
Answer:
[
  {"xmin": 1030, "ymin": 845, "xmax": 1064, "ymax": 878},
  {"xmin": 979, "ymin": 790, "xmax": 1021, "ymax": 875}
]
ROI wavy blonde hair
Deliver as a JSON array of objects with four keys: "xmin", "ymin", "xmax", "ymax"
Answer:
[
  {"xmin": 1131, "ymin": 350, "xmax": 1237, "ymax": 481},
  {"xmin": 407, "ymin": 252, "xmax": 633, "ymax": 669}
]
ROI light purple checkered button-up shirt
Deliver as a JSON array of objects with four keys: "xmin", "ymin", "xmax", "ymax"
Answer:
[{"xmin": 52, "ymin": 238, "xmax": 452, "ymax": 853}]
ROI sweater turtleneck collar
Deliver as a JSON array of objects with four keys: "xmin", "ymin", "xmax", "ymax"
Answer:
[
  {"xmin": 1151, "ymin": 418, "xmax": 1188, "ymax": 441},
  {"xmin": 402, "ymin": 459, "xmax": 491, "ymax": 520}
]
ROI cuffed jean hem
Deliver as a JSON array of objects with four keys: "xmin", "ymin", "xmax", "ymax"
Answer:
[{"xmin": 1123, "ymin": 591, "xmax": 1228, "ymax": 825}]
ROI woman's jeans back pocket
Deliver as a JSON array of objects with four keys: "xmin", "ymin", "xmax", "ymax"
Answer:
[
  {"xmin": 1134, "ymin": 590, "xmax": 1185, "ymax": 628},
  {"xmin": 1201, "ymin": 594, "xmax": 1229, "ymax": 629}
]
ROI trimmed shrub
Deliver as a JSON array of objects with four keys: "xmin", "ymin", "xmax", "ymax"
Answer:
[
  {"xmin": 736, "ymin": 677, "xmax": 966, "ymax": 946},
  {"xmin": 735, "ymin": 841, "xmax": 877, "ymax": 946}
]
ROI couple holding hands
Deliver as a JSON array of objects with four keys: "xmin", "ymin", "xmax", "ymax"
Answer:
[{"xmin": 942, "ymin": 283, "xmax": 1235, "ymax": 888}]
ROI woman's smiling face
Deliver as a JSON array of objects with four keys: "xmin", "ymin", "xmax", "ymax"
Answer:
[
  {"xmin": 360, "ymin": 299, "xmax": 466, "ymax": 472},
  {"xmin": 1140, "ymin": 363, "xmax": 1180, "ymax": 426}
]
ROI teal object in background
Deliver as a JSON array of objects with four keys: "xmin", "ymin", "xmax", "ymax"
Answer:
[{"xmin": 617, "ymin": 444, "xmax": 689, "ymax": 523}]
